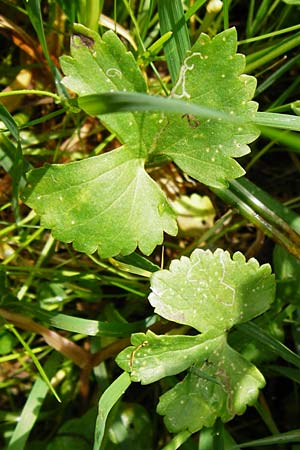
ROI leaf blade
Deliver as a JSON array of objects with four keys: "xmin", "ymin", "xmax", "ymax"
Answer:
[
  {"xmin": 21, "ymin": 148, "xmax": 177, "ymax": 257},
  {"xmin": 149, "ymin": 248, "xmax": 275, "ymax": 333}
]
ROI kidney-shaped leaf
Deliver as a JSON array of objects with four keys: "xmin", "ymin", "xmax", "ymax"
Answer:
[
  {"xmin": 157, "ymin": 334, "xmax": 265, "ymax": 433},
  {"xmin": 22, "ymin": 147, "xmax": 177, "ymax": 257},
  {"xmin": 116, "ymin": 330, "xmax": 221, "ymax": 384},
  {"xmin": 149, "ymin": 248, "xmax": 275, "ymax": 333}
]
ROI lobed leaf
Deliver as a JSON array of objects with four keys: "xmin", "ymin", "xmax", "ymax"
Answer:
[
  {"xmin": 22, "ymin": 26, "xmax": 259, "ymax": 257},
  {"xmin": 150, "ymin": 28, "xmax": 259, "ymax": 187},
  {"xmin": 60, "ymin": 24, "xmax": 148, "ymax": 148},
  {"xmin": 22, "ymin": 148, "xmax": 176, "ymax": 257},
  {"xmin": 149, "ymin": 248, "xmax": 275, "ymax": 333},
  {"xmin": 116, "ymin": 330, "xmax": 221, "ymax": 384},
  {"xmin": 157, "ymin": 335, "xmax": 265, "ymax": 433}
]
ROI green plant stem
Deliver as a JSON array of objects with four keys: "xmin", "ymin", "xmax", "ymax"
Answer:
[{"xmin": 0, "ymin": 89, "xmax": 61, "ymax": 102}]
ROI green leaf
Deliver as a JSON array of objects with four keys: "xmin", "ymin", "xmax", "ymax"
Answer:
[
  {"xmin": 8, "ymin": 353, "xmax": 62, "ymax": 450},
  {"xmin": 152, "ymin": 28, "xmax": 259, "ymax": 188},
  {"xmin": 60, "ymin": 24, "xmax": 148, "ymax": 147},
  {"xmin": 116, "ymin": 330, "xmax": 222, "ymax": 384},
  {"xmin": 157, "ymin": 335, "xmax": 265, "ymax": 433},
  {"xmin": 149, "ymin": 248, "xmax": 275, "ymax": 333},
  {"xmin": 22, "ymin": 147, "xmax": 176, "ymax": 257},
  {"xmin": 93, "ymin": 372, "xmax": 131, "ymax": 450},
  {"xmin": 22, "ymin": 26, "xmax": 258, "ymax": 257}
]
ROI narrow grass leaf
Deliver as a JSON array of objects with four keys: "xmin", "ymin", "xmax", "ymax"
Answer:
[
  {"xmin": 236, "ymin": 429, "xmax": 300, "ymax": 448},
  {"xmin": 25, "ymin": 0, "xmax": 67, "ymax": 98},
  {"xmin": 245, "ymin": 33, "xmax": 300, "ymax": 73},
  {"xmin": 0, "ymin": 103, "xmax": 20, "ymax": 141},
  {"xmin": 78, "ymin": 92, "xmax": 241, "ymax": 123},
  {"xmin": 157, "ymin": 0, "xmax": 191, "ymax": 83},
  {"xmin": 213, "ymin": 177, "xmax": 300, "ymax": 259},
  {"xmin": 46, "ymin": 312, "xmax": 155, "ymax": 337},
  {"xmin": 0, "ymin": 104, "xmax": 26, "ymax": 221},
  {"xmin": 255, "ymin": 112, "xmax": 300, "ymax": 131},
  {"xmin": 7, "ymin": 352, "xmax": 62, "ymax": 450},
  {"xmin": 185, "ymin": 0, "xmax": 207, "ymax": 21},
  {"xmin": 255, "ymin": 54, "xmax": 300, "ymax": 96},
  {"xmin": 93, "ymin": 372, "xmax": 131, "ymax": 450},
  {"xmin": 6, "ymin": 300, "xmax": 154, "ymax": 337},
  {"xmin": 237, "ymin": 322, "xmax": 300, "ymax": 368},
  {"xmin": 7, "ymin": 325, "xmax": 61, "ymax": 401},
  {"xmin": 265, "ymin": 364, "xmax": 300, "ymax": 383},
  {"xmin": 259, "ymin": 126, "xmax": 300, "ymax": 153},
  {"xmin": 223, "ymin": 0, "xmax": 229, "ymax": 29},
  {"xmin": 160, "ymin": 431, "xmax": 192, "ymax": 450}
]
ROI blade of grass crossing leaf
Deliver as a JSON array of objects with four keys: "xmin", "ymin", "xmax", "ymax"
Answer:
[
  {"xmin": 6, "ymin": 324, "xmax": 61, "ymax": 401},
  {"xmin": 7, "ymin": 352, "xmax": 62, "ymax": 450},
  {"xmin": 93, "ymin": 372, "xmax": 131, "ymax": 450},
  {"xmin": 238, "ymin": 322, "xmax": 300, "ymax": 368},
  {"xmin": 78, "ymin": 92, "xmax": 240, "ymax": 122},
  {"xmin": 157, "ymin": 0, "xmax": 191, "ymax": 83}
]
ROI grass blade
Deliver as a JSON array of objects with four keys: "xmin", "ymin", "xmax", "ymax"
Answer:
[
  {"xmin": 7, "ymin": 352, "xmax": 62, "ymax": 450},
  {"xmin": 160, "ymin": 431, "xmax": 192, "ymax": 450},
  {"xmin": 213, "ymin": 177, "xmax": 300, "ymax": 259},
  {"xmin": 237, "ymin": 322, "xmax": 300, "ymax": 368},
  {"xmin": 5, "ymin": 324, "xmax": 61, "ymax": 401},
  {"xmin": 157, "ymin": 0, "xmax": 191, "ymax": 83},
  {"xmin": 0, "ymin": 104, "xmax": 26, "ymax": 221},
  {"xmin": 25, "ymin": 0, "xmax": 67, "ymax": 98},
  {"xmin": 12, "ymin": 301, "xmax": 156, "ymax": 337},
  {"xmin": 78, "ymin": 91, "xmax": 240, "ymax": 122},
  {"xmin": 245, "ymin": 33, "xmax": 300, "ymax": 73},
  {"xmin": 185, "ymin": 0, "xmax": 207, "ymax": 21},
  {"xmin": 259, "ymin": 126, "xmax": 300, "ymax": 153},
  {"xmin": 236, "ymin": 429, "xmax": 300, "ymax": 448},
  {"xmin": 93, "ymin": 372, "xmax": 131, "ymax": 450},
  {"xmin": 255, "ymin": 111, "xmax": 300, "ymax": 131}
]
